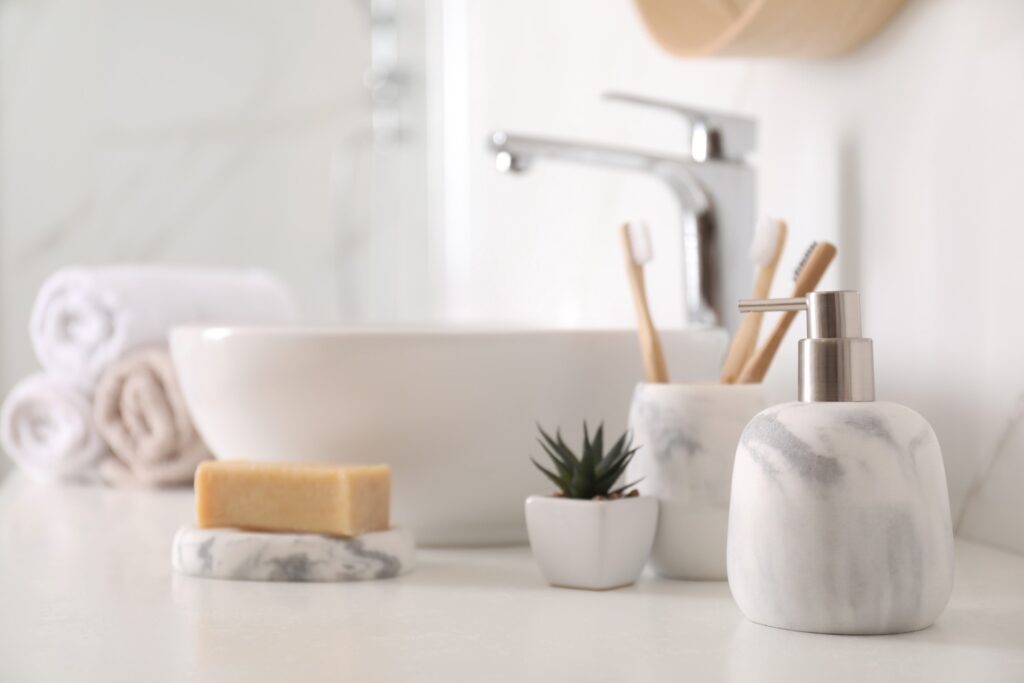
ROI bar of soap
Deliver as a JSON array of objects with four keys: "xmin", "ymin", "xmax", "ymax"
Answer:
[
  {"xmin": 172, "ymin": 525, "xmax": 415, "ymax": 582},
  {"xmin": 195, "ymin": 461, "xmax": 390, "ymax": 537}
]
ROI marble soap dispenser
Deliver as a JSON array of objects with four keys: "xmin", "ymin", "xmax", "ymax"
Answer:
[{"xmin": 727, "ymin": 291, "xmax": 954, "ymax": 635}]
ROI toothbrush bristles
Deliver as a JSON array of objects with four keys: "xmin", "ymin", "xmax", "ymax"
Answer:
[
  {"xmin": 749, "ymin": 217, "xmax": 782, "ymax": 267},
  {"xmin": 794, "ymin": 242, "xmax": 817, "ymax": 281},
  {"xmin": 627, "ymin": 222, "xmax": 653, "ymax": 265}
]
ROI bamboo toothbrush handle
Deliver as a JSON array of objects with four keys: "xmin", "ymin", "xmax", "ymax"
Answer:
[
  {"xmin": 720, "ymin": 308, "xmax": 764, "ymax": 384},
  {"xmin": 738, "ymin": 241, "xmax": 837, "ymax": 383},
  {"xmin": 720, "ymin": 220, "xmax": 787, "ymax": 383},
  {"xmin": 737, "ymin": 310, "xmax": 796, "ymax": 384},
  {"xmin": 627, "ymin": 263, "xmax": 670, "ymax": 384},
  {"xmin": 621, "ymin": 228, "xmax": 669, "ymax": 384},
  {"xmin": 720, "ymin": 264, "xmax": 776, "ymax": 383}
]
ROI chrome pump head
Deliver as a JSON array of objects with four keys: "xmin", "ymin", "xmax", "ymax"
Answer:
[{"xmin": 738, "ymin": 290, "xmax": 875, "ymax": 402}]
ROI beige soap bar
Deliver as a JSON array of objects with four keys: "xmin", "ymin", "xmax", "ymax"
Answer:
[{"xmin": 195, "ymin": 461, "xmax": 390, "ymax": 537}]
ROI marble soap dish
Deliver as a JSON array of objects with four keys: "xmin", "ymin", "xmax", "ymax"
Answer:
[{"xmin": 172, "ymin": 526, "xmax": 416, "ymax": 582}]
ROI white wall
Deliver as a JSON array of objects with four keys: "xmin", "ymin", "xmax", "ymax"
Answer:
[
  {"xmin": 0, "ymin": 0, "xmax": 375, "ymax": 475},
  {"xmin": 2, "ymin": 0, "xmax": 1023, "ymax": 553},
  {"xmin": 438, "ymin": 0, "xmax": 1024, "ymax": 549}
]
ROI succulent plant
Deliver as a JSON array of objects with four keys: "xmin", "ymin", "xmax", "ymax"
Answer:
[{"xmin": 531, "ymin": 422, "xmax": 642, "ymax": 500}]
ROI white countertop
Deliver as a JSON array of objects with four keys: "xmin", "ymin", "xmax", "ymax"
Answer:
[{"xmin": 1, "ymin": 474, "xmax": 1022, "ymax": 682}]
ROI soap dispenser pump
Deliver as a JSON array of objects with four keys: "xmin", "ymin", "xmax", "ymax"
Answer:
[{"xmin": 727, "ymin": 291, "xmax": 954, "ymax": 635}]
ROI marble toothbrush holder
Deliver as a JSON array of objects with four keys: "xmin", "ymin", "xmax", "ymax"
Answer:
[{"xmin": 627, "ymin": 382, "xmax": 767, "ymax": 580}]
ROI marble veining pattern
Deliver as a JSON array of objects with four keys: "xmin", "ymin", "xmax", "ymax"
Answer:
[
  {"xmin": 0, "ymin": 0, "xmax": 373, "ymax": 409},
  {"xmin": 173, "ymin": 525, "xmax": 416, "ymax": 583},
  {"xmin": 741, "ymin": 410, "xmax": 844, "ymax": 485},
  {"xmin": 728, "ymin": 401, "xmax": 955, "ymax": 634},
  {"xmin": 627, "ymin": 383, "xmax": 766, "ymax": 580},
  {"xmin": 959, "ymin": 393, "xmax": 1024, "ymax": 555}
]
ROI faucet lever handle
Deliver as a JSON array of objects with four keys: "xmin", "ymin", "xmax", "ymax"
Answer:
[{"xmin": 604, "ymin": 91, "xmax": 756, "ymax": 162}]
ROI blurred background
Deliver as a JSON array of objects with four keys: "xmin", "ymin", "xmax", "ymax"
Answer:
[{"xmin": 1, "ymin": 0, "xmax": 1022, "ymax": 549}]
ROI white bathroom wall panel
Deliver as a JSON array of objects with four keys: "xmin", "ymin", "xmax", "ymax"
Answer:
[
  {"xmin": 0, "ymin": 0, "xmax": 374, "ymax": 476},
  {"xmin": 0, "ymin": 0, "xmax": 373, "ymax": 357},
  {"xmin": 438, "ymin": 0, "xmax": 1024, "ymax": 549},
  {"xmin": 2, "ymin": 0, "xmax": 1023, "ymax": 554}
]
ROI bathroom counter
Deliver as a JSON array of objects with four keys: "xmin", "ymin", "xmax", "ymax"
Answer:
[{"xmin": 1, "ymin": 474, "xmax": 1022, "ymax": 682}]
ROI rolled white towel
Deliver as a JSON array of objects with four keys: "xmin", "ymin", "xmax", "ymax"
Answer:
[
  {"xmin": 94, "ymin": 349, "xmax": 211, "ymax": 488},
  {"xmin": 0, "ymin": 373, "xmax": 108, "ymax": 482},
  {"xmin": 30, "ymin": 265, "xmax": 295, "ymax": 388}
]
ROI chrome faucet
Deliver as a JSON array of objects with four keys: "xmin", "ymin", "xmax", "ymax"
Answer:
[{"xmin": 489, "ymin": 92, "xmax": 756, "ymax": 332}]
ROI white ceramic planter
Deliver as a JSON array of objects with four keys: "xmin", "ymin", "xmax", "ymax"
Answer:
[
  {"xmin": 627, "ymin": 383, "xmax": 767, "ymax": 580},
  {"xmin": 525, "ymin": 495, "xmax": 658, "ymax": 590}
]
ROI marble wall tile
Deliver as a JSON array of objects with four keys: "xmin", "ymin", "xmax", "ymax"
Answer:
[
  {"xmin": 3, "ymin": 0, "xmax": 1024, "ymax": 559},
  {"xmin": 959, "ymin": 395, "xmax": 1024, "ymax": 555},
  {"xmin": 0, "ymin": 0, "xmax": 376, "ymax": 475},
  {"xmin": 0, "ymin": 0, "xmax": 374, "ymax": 385}
]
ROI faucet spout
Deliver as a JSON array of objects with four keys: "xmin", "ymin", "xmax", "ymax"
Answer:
[
  {"xmin": 490, "ymin": 131, "xmax": 710, "ymax": 211},
  {"xmin": 489, "ymin": 130, "xmax": 750, "ymax": 328}
]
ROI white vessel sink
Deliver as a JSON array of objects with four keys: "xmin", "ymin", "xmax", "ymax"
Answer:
[{"xmin": 170, "ymin": 327, "xmax": 727, "ymax": 546}]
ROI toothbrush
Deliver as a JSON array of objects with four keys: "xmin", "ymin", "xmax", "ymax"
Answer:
[
  {"xmin": 737, "ymin": 240, "xmax": 837, "ymax": 384},
  {"xmin": 720, "ymin": 217, "xmax": 787, "ymax": 383},
  {"xmin": 621, "ymin": 222, "xmax": 669, "ymax": 383}
]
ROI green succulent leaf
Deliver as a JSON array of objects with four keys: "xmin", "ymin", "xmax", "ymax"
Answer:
[
  {"xmin": 592, "ymin": 423, "xmax": 604, "ymax": 463},
  {"xmin": 594, "ymin": 456, "xmax": 636, "ymax": 491},
  {"xmin": 538, "ymin": 424, "xmax": 579, "ymax": 467},
  {"xmin": 537, "ymin": 439, "xmax": 572, "ymax": 479},
  {"xmin": 596, "ymin": 431, "xmax": 629, "ymax": 475},
  {"xmin": 610, "ymin": 481, "xmax": 643, "ymax": 497},
  {"xmin": 531, "ymin": 422, "xmax": 644, "ymax": 499},
  {"xmin": 531, "ymin": 458, "xmax": 567, "ymax": 492},
  {"xmin": 554, "ymin": 430, "xmax": 577, "ymax": 465},
  {"xmin": 596, "ymin": 438, "xmax": 636, "ymax": 479}
]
